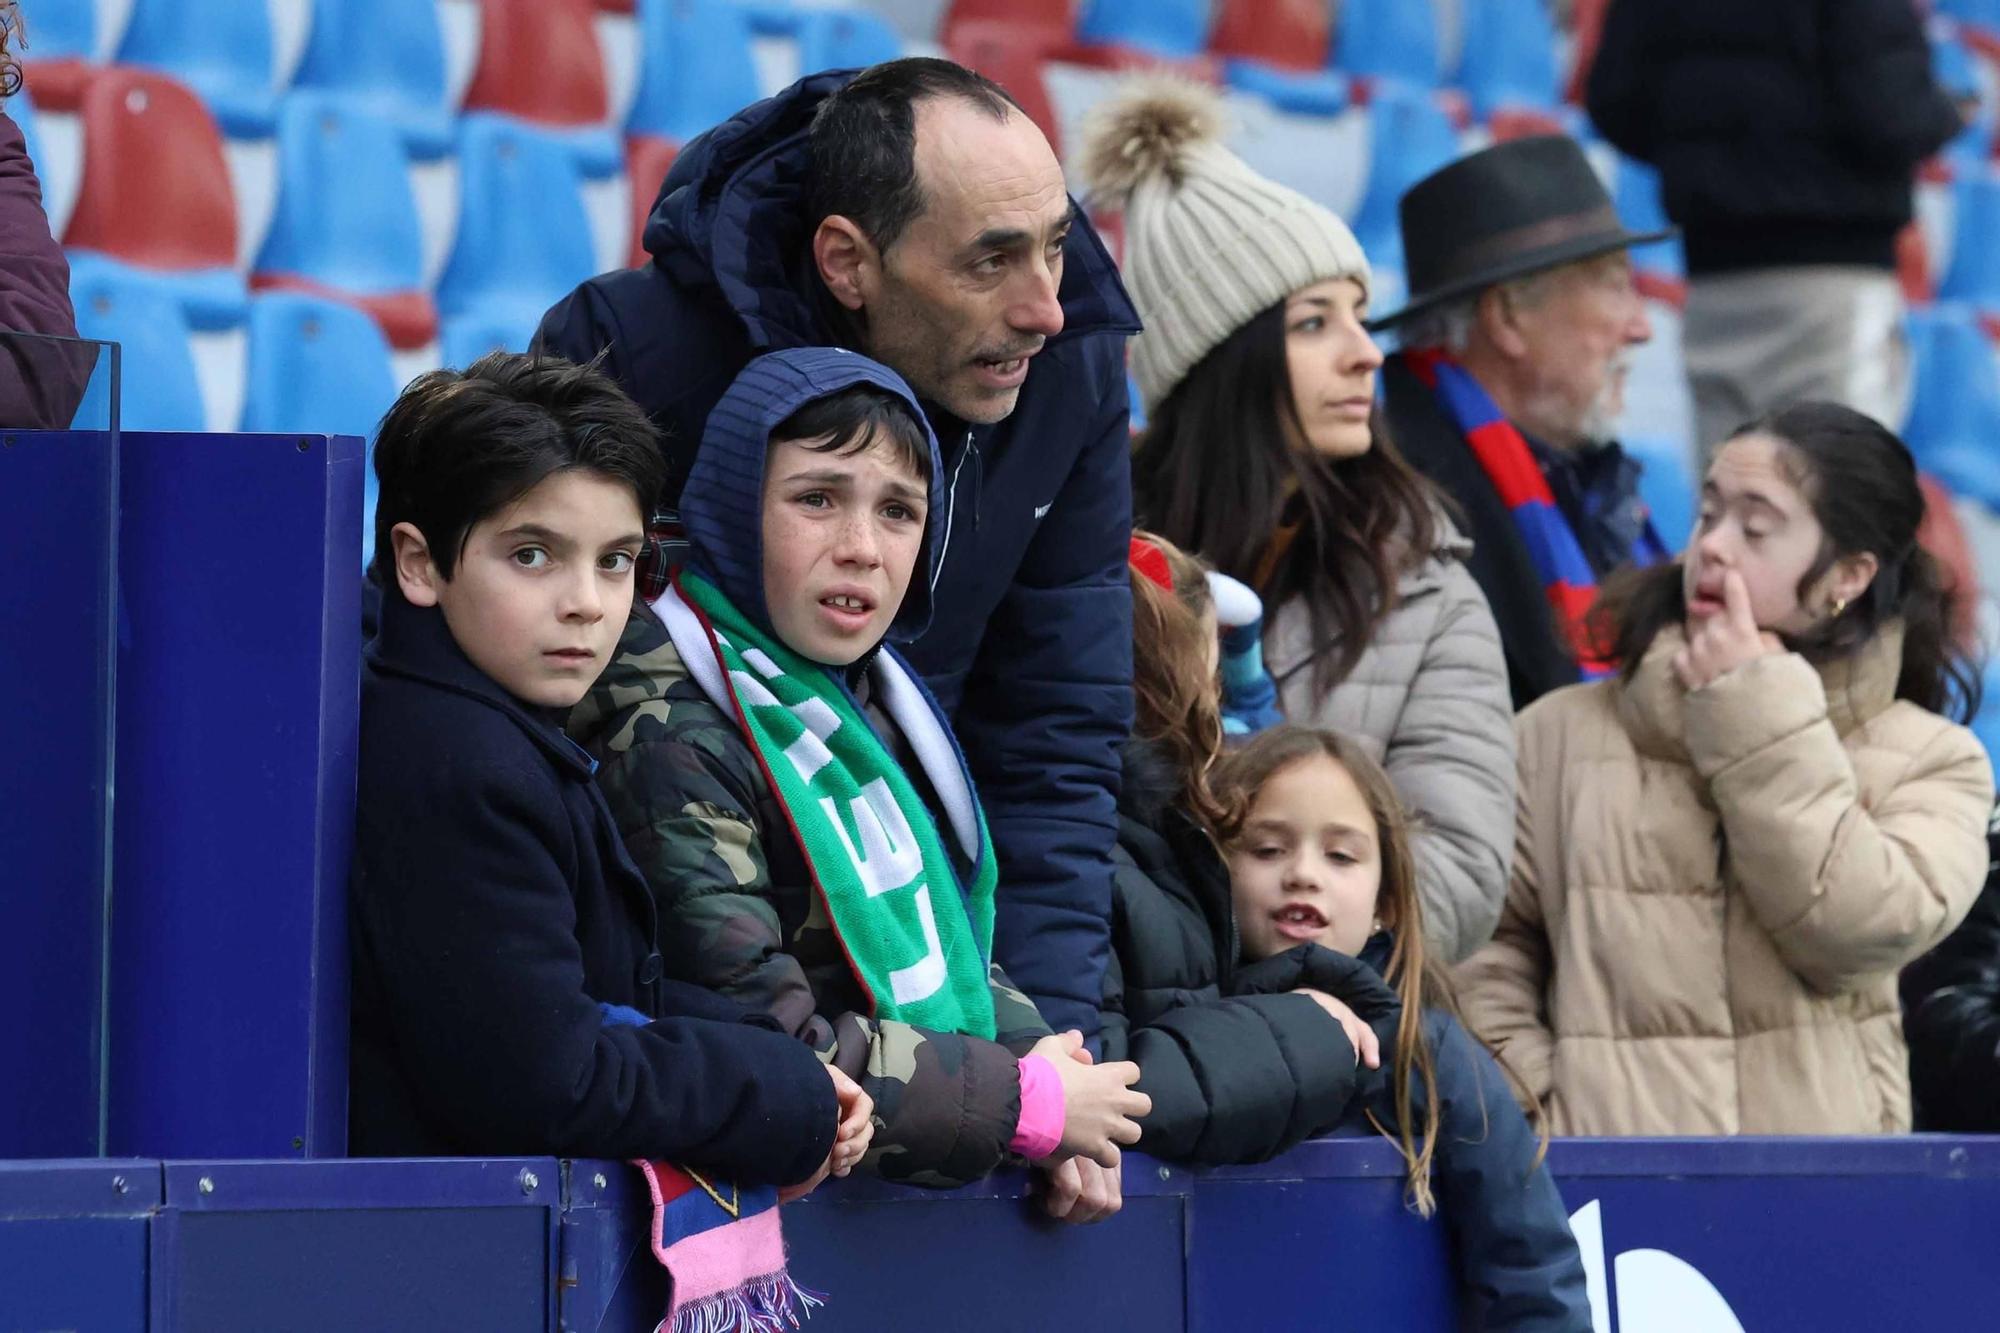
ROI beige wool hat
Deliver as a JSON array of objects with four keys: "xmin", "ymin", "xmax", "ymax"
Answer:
[{"xmin": 1078, "ymin": 78, "xmax": 1371, "ymax": 416}]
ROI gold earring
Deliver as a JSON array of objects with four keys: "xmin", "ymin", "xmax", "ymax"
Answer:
[{"xmin": 1831, "ymin": 596, "xmax": 1848, "ymax": 618}]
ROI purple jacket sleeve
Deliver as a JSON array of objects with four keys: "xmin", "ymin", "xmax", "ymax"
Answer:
[{"xmin": 0, "ymin": 106, "xmax": 91, "ymax": 429}]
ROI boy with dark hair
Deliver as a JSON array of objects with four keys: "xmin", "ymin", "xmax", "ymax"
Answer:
[
  {"xmin": 571, "ymin": 348, "xmax": 1149, "ymax": 1209},
  {"xmin": 349, "ymin": 351, "xmax": 866, "ymax": 1185}
]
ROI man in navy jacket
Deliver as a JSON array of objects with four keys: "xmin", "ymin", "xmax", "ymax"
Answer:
[{"xmin": 536, "ymin": 60, "xmax": 1141, "ymax": 1053}]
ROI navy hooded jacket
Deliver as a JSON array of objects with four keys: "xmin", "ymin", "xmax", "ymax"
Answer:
[
  {"xmin": 535, "ymin": 71, "xmax": 1143, "ymax": 1042},
  {"xmin": 348, "ymin": 588, "xmax": 839, "ymax": 1177}
]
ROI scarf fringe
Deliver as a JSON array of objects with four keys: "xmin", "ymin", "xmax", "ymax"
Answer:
[{"xmin": 658, "ymin": 1274, "xmax": 825, "ymax": 1333}]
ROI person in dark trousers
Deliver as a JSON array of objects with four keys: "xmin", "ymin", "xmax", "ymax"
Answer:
[
  {"xmin": 1903, "ymin": 803, "xmax": 2000, "ymax": 1132},
  {"xmin": 1370, "ymin": 135, "xmax": 1673, "ymax": 709},
  {"xmin": 535, "ymin": 57, "xmax": 1141, "ymax": 1069},
  {"xmin": 349, "ymin": 352, "xmax": 861, "ymax": 1186},
  {"xmin": 0, "ymin": 2, "xmax": 92, "ymax": 429},
  {"xmin": 1587, "ymin": 0, "xmax": 1963, "ymax": 458}
]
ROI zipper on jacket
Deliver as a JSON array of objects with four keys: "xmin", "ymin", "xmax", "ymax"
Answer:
[{"xmin": 931, "ymin": 429, "xmax": 973, "ymax": 593}]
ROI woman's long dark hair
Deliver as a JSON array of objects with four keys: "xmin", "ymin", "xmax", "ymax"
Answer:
[
  {"xmin": 1132, "ymin": 304, "xmax": 1438, "ymax": 698},
  {"xmin": 1589, "ymin": 401, "xmax": 1982, "ymax": 723}
]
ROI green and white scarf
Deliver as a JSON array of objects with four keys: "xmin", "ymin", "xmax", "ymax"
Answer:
[{"xmin": 662, "ymin": 571, "xmax": 998, "ymax": 1039}]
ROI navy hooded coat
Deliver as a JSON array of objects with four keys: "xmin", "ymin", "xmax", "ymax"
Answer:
[{"xmin": 535, "ymin": 71, "xmax": 1143, "ymax": 1043}]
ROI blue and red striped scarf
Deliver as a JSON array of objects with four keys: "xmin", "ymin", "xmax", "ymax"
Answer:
[{"xmin": 1401, "ymin": 348, "xmax": 1656, "ymax": 678}]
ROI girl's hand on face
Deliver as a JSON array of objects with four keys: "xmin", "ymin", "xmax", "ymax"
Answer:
[
  {"xmin": 1291, "ymin": 988, "xmax": 1381, "ymax": 1070},
  {"xmin": 1031, "ymin": 1030, "xmax": 1151, "ymax": 1167},
  {"xmin": 1673, "ymin": 570, "xmax": 1784, "ymax": 692}
]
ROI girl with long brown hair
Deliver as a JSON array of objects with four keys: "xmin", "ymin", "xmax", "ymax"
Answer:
[
  {"xmin": 1080, "ymin": 79, "xmax": 1514, "ymax": 965},
  {"xmin": 1212, "ymin": 726, "xmax": 1588, "ymax": 1329},
  {"xmin": 1097, "ymin": 532, "xmax": 1391, "ymax": 1165}
]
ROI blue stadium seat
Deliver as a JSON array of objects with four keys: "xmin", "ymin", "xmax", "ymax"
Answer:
[
  {"xmin": 240, "ymin": 293, "xmax": 400, "ymax": 567},
  {"xmin": 1224, "ymin": 64, "xmax": 1352, "ymax": 117},
  {"xmin": 437, "ymin": 115, "xmax": 598, "ymax": 367},
  {"xmin": 1457, "ymin": 0, "xmax": 1559, "ymax": 117},
  {"xmin": 291, "ymin": 0, "xmax": 455, "ymax": 160},
  {"xmin": 441, "ymin": 308, "xmax": 536, "ymax": 369},
  {"xmin": 253, "ymin": 95, "xmax": 436, "ymax": 350},
  {"xmin": 115, "ymin": 0, "xmax": 278, "ymax": 137},
  {"xmin": 1350, "ymin": 88, "xmax": 1459, "ymax": 269},
  {"xmin": 1626, "ymin": 436, "xmax": 1695, "ymax": 555},
  {"xmin": 67, "ymin": 254, "xmax": 207, "ymax": 432},
  {"xmin": 797, "ymin": 9, "xmax": 907, "ymax": 73},
  {"xmin": 627, "ymin": 0, "xmax": 763, "ymax": 143},
  {"xmin": 1612, "ymin": 156, "xmax": 1683, "ymax": 279},
  {"xmin": 1333, "ymin": 0, "xmax": 1441, "ymax": 88},
  {"xmin": 1932, "ymin": 34, "xmax": 1995, "ymax": 169},
  {"xmin": 1939, "ymin": 168, "xmax": 2000, "ymax": 308},
  {"xmin": 1902, "ymin": 305, "xmax": 2000, "ymax": 507},
  {"xmin": 1075, "ymin": 0, "xmax": 1208, "ymax": 59}
]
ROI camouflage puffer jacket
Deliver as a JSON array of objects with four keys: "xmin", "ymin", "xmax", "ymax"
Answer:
[{"xmin": 570, "ymin": 603, "xmax": 1053, "ymax": 1188}]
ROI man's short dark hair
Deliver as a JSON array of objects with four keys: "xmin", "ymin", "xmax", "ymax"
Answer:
[
  {"xmin": 372, "ymin": 352, "xmax": 665, "ymax": 582},
  {"xmin": 807, "ymin": 57, "xmax": 1023, "ymax": 255},
  {"xmin": 769, "ymin": 384, "xmax": 932, "ymax": 486}
]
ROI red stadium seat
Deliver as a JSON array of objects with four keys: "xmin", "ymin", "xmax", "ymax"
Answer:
[
  {"xmin": 626, "ymin": 133, "xmax": 680, "ymax": 269},
  {"xmin": 942, "ymin": 0, "xmax": 1074, "ymax": 50},
  {"xmin": 61, "ymin": 67, "xmax": 247, "ymax": 329},
  {"xmin": 944, "ymin": 23, "xmax": 1065, "ymax": 157},
  {"xmin": 461, "ymin": 0, "xmax": 612, "ymax": 138},
  {"xmin": 1918, "ymin": 474, "xmax": 1983, "ymax": 648},
  {"xmin": 1208, "ymin": 0, "xmax": 1331, "ymax": 74}
]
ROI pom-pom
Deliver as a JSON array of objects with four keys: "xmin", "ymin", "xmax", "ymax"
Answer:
[{"xmin": 1076, "ymin": 77, "xmax": 1226, "ymax": 205}]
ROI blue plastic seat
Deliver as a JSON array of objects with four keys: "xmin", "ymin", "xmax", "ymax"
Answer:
[
  {"xmin": 1075, "ymin": 0, "xmax": 1207, "ymax": 58},
  {"xmin": 254, "ymin": 95, "xmax": 435, "ymax": 349},
  {"xmin": 16, "ymin": 0, "xmax": 93, "ymax": 62},
  {"xmin": 1626, "ymin": 436, "xmax": 1695, "ymax": 555},
  {"xmin": 67, "ymin": 255, "xmax": 207, "ymax": 433},
  {"xmin": 290, "ymin": 0, "xmax": 454, "ymax": 160},
  {"xmin": 441, "ymin": 308, "xmax": 538, "ymax": 370},
  {"xmin": 1612, "ymin": 156, "xmax": 1684, "ymax": 279},
  {"xmin": 115, "ymin": 0, "xmax": 278, "ymax": 137},
  {"xmin": 1224, "ymin": 63, "xmax": 1351, "ymax": 116},
  {"xmin": 437, "ymin": 115, "xmax": 598, "ymax": 365},
  {"xmin": 240, "ymin": 293, "xmax": 400, "ymax": 567},
  {"xmin": 1333, "ymin": 0, "xmax": 1440, "ymax": 88},
  {"xmin": 1457, "ymin": 0, "xmax": 1558, "ymax": 117},
  {"xmin": 1940, "ymin": 169, "xmax": 2000, "ymax": 307},
  {"xmin": 1902, "ymin": 304, "xmax": 2000, "ymax": 507},
  {"xmin": 1350, "ymin": 88, "xmax": 1459, "ymax": 269},
  {"xmin": 797, "ymin": 9, "xmax": 907, "ymax": 73},
  {"xmin": 628, "ymin": 0, "xmax": 763, "ymax": 143}
]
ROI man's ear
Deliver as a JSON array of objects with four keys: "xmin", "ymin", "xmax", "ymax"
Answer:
[
  {"xmin": 1475, "ymin": 284, "xmax": 1531, "ymax": 361},
  {"xmin": 813, "ymin": 215, "xmax": 878, "ymax": 312},
  {"xmin": 390, "ymin": 522, "xmax": 443, "ymax": 608}
]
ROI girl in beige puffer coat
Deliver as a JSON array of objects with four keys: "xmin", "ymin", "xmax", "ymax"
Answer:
[{"xmin": 1458, "ymin": 402, "xmax": 1994, "ymax": 1135}]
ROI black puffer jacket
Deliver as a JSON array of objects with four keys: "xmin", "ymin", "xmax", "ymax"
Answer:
[
  {"xmin": 1586, "ymin": 0, "xmax": 1961, "ymax": 274},
  {"xmin": 1902, "ymin": 803, "xmax": 2000, "ymax": 1132},
  {"xmin": 1098, "ymin": 742, "xmax": 1381, "ymax": 1163}
]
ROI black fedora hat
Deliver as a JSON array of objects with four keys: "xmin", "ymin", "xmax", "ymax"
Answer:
[{"xmin": 1368, "ymin": 134, "xmax": 1673, "ymax": 330}]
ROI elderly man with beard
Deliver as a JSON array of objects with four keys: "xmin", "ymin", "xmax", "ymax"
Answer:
[{"xmin": 1373, "ymin": 135, "xmax": 1671, "ymax": 709}]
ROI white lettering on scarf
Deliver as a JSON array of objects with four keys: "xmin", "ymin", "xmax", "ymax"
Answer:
[{"xmin": 820, "ymin": 778, "xmax": 944, "ymax": 1005}]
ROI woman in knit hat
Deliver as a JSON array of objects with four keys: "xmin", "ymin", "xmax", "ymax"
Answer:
[{"xmin": 1079, "ymin": 80, "xmax": 1514, "ymax": 965}]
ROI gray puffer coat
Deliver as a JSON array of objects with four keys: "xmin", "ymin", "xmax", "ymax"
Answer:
[{"xmin": 1266, "ymin": 519, "xmax": 1515, "ymax": 963}]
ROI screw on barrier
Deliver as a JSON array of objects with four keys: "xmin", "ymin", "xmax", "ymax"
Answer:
[
  {"xmin": 198, "ymin": 1176, "xmax": 215, "ymax": 1195},
  {"xmin": 292, "ymin": 1136, "xmax": 305, "ymax": 1151},
  {"xmin": 519, "ymin": 1169, "xmax": 541, "ymax": 1195},
  {"xmin": 111, "ymin": 1175, "xmax": 128, "ymax": 1195},
  {"xmin": 296, "ymin": 438, "xmax": 312, "ymax": 452},
  {"xmin": 1157, "ymin": 1165, "xmax": 1171, "ymax": 1182},
  {"xmin": 593, "ymin": 1172, "xmax": 609, "ymax": 1191}
]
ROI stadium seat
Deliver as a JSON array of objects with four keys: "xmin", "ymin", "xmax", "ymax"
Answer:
[
  {"xmin": 1902, "ymin": 304, "xmax": 2000, "ymax": 507},
  {"xmin": 1939, "ymin": 168, "xmax": 2000, "ymax": 310},
  {"xmin": 14, "ymin": 0, "xmax": 96, "ymax": 108},
  {"xmin": 941, "ymin": 0, "xmax": 1073, "ymax": 50},
  {"xmin": 627, "ymin": 0, "xmax": 763, "ymax": 144},
  {"xmin": 441, "ymin": 307, "xmax": 536, "ymax": 369},
  {"xmin": 1611, "ymin": 155, "xmax": 1685, "ymax": 301},
  {"xmin": 253, "ymin": 96, "xmax": 438, "ymax": 351},
  {"xmin": 290, "ymin": 0, "xmax": 455, "ymax": 159},
  {"xmin": 61, "ymin": 68, "xmax": 247, "ymax": 331},
  {"xmin": 461, "ymin": 0, "xmax": 621, "ymax": 177},
  {"xmin": 797, "ymin": 9, "xmax": 907, "ymax": 74},
  {"xmin": 1210, "ymin": 0, "xmax": 1330, "ymax": 73},
  {"xmin": 1457, "ymin": 0, "xmax": 1559, "ymax": 117},
  {"xmin": 8, "ymin": 86, "xmax": 80, "ymax": 240},
  {"xmin": 66, "ymin": 254, "xmax": 207, "ymax": 433},
  {"xmin": 1932, "ymin": 34, "xmax": 1995, "ymax": 171},
  {"xmin": 1349, "ymin": 87, "xmax": 1460, "ymax": 269},
  {"xmin": 1627, "ymin": 436, "xmax": 1696, "ymax": 555},
  {"xmin": 115, "ymin": 0, "xmax": 278, "ymax": 137},
  {"xmin": 437, "ymin": 115, "xmax": 599, "ymax": 367},
  {"xmin": 1074, "ymin": 0, "xmax": 1208, "ymax": 59},
  {"xmin": 1333, "ymin": 0, "xmax": 1442, "ymax": 89},
  {"xmin": 625, "ymin": 134, "xmax": 680, "ymax": 268},
  {"xmin": 946, "ymin": 23, "xmax": 1064, "ymax": 155},
  {"xmin": 240, "ymin": 292, "xmax": 400, "ymax": 566}
]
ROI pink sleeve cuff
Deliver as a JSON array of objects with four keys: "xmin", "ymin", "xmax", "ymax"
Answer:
[{"xmin": 1010, "ymin": 1053, "xmax": 1066, "ymax": 1160}]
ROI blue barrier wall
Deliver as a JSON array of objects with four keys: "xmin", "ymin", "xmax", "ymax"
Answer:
[{"xmin": 6, "ymin": 1138, "xmax": 1999, "ymax": 1331}]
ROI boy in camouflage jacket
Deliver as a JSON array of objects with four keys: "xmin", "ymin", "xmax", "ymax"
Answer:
[{"xmin": 571, "ymin": 349, "xmax": 1148, "ymax": 1193}]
